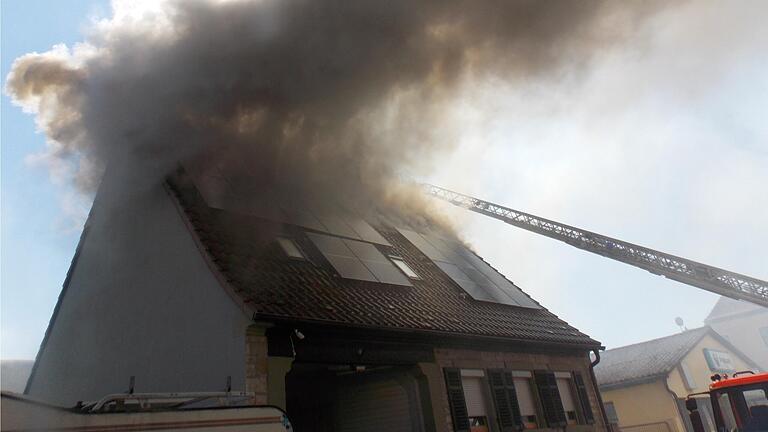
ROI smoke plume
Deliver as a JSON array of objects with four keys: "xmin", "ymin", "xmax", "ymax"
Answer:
[{"xmin": 6, "ymin": 0, "xmax": 664, "ymax": 225}]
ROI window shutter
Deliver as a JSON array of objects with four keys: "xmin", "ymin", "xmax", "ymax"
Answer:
[
  {"xmin": 534, "ymin": 370, "xmax": 566, "ymax": 428},
  {"xmin": 444, "ymin": 368, "xmax": 470, "ymax": 432},
  {"xmin": 572, "ymin": 372, "xmax": 595, "ymax": 424},
  {"xmin": 488, "ymin": 369, "xmax": 523, "ymax": 431}
]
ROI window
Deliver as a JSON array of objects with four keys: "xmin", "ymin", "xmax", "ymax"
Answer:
[
  {"xmin": 487, "ymin": 370, "xmax": 523, "ymax": 430},
  {"xmin": 534, "ymin": 371, "xmax": 566, "ymax": 428},
  {"xmin": 760, "ymin": 327, "xmax": 768, "ymax": 348},
  {"xmin": 390, "ymin": 256, "xmax": 419, "ymax": 279},
  {"xmin": 604, "ymin": 401, "xmax": 619, "ymax": 425},
  {"xmin": 680, "ymin": 361, "xmax": 697, "ymax": 390},
  {"xmin": 443, "ymin": 369, "xmax": 470, "ymax": 432},
  {"xmin": 461, "ymin": 370, "xmax": 490, "ymax": 431},
  {"xmin": 555, "ymin": 373, "xmax": 579, "ymax": 425},
  {"xmin": 572, "ymin": 372, "xmax": 595, "ymax": 424},
  {"xmin": 512, "ymin": 371, "xmax": 540, "ymax": 429},
  {"xmin": 277, "ymin": 237, "xmax": 305, "ymax": 259},
  {"xmin": 443, "ymin": 368, "xmax": 493, "ymax": 432},
  {"xmin": 716, "ymin": 393, "xmax": 739, "ymax": 431},
  {"xmin": 703, "ymin": 348, "xmax": 736, "ymax": 373}
]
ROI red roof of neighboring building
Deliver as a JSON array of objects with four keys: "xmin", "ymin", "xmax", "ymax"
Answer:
[{"xmin": 167, "ymin": 171, "xmax": 601, "ymax": 349}]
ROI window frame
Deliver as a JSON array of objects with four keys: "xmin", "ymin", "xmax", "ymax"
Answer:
[
  {"xmin": 554, "ymin": 372, "xmax": 580, "ymax": 425},
  {"xmin": 511, "ymin": 370, "xmax": 542, "ymax": 430},
  {"xmin": 389, "ymin": 255, "xmax": 420, "ymax": 279},
  {"xmin": 604, "ymin": 401, "xmax": 620, "ymax": 425},
  {"xmin": 277, "ymin": 237, "xmax": 307, "ymax": 260}
]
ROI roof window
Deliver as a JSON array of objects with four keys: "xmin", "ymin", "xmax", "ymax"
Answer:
[
  {"xmin": 390, "ymin": 257, "xmax": 420, "ymax": 279},
  {"xmin": 277, "ymin": 237, "xmax": 306, "ymax": 260}
]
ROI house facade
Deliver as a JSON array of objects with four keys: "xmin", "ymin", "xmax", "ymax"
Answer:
[
  {"xmin": 595, "ymin": 327, "xmax": 760, "ymax": 432},
  {"xmin": 705, "ymin": 296, "xmax": 768, "ymax": 371},
  {"xmin": 26, "ymin": 168, "xmax": 608, "ymax": 432}
]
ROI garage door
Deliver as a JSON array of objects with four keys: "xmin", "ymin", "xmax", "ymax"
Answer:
[{"xmin": 335, "ymin": 374, "xmax": 419, "ymax": 432}]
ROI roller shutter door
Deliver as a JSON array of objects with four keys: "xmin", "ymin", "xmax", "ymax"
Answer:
[{"xmin": 335, "ymin": 376, "xmax": 416, "ymax": 432}]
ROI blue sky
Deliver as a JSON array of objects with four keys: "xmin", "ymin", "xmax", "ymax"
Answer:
[
  {"xmin": 2, "ymin": 0, "xmax": 108, "ymax": 359},
  {"xmin": 2, "ymin": 1, "xmax": 766, "ymax": 360}
]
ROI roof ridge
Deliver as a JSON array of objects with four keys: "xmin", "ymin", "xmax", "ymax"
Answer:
[{"xmin": 603, "ymin": 326, "xmax": 708, "ymax": 353}]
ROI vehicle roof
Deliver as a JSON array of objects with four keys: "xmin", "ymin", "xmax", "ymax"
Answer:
[{"xmin": 710, "ymin": 372, "xmax": 768, "ymax": 390}]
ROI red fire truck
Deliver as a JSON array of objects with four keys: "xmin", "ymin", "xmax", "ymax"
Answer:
[{"xmin": 685, "ymin": 371, "xmax": 768, "ymax": 432}]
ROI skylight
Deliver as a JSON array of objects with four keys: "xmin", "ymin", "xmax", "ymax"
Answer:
[
  {"xmin": 277, "ymin": 237, "xmax": 306, "ymax": 259},
  {"xmin": 390, "ymin": 257, "xmax": 419, "ymax": 279}
]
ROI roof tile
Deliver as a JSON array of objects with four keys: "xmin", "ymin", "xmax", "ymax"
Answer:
[{"xmin": 168, "ymin": 175, "xmax": 600, "ymax": 349}]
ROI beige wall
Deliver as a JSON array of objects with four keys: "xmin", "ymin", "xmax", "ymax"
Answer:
[
  {"xmin": 667, "ymin": 333, "xmax": 757, "ymax": 397},
  {"xmin": 601, "ymin": 332, "xmax": 758, "ymax": 432},
  {"xmin": 707, "ymin": 311, "xmax": 768, "ymax": 370},
  {"xmin": 433, "ymin": 348, "xmax": 607, "ymax": 432},
  {"xmin": 601, "ymin": 380, "xmax": 684, "ymax": 432}
]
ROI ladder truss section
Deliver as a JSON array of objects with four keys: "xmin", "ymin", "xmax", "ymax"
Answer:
[{"xmin": 422, "ymin": 184, "xmax": 768, "ymax": 308}]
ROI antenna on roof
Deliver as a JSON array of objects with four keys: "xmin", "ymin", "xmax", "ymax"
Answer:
[{"xmin": 675, "ymin": 317, "xmax": 687, "ymax": 332}]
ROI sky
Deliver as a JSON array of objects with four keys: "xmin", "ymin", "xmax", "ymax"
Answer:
[
  {"xmin": 2, "ymin": 0, "xmax": 766, "ymax": 360},
  {"xmin": 2, "ymin": 0, "xmax": 110, "ymax": 360}
]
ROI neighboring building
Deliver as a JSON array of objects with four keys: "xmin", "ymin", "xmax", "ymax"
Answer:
[
  {"xmin": 705, "ymin": 296, "xmax": 768, "ymax": 370},
  {"xmin": 1, "ymin": 360, "xmax": 34, "ymax": 393},
  {"xmin": 25, "ymin": 168, "xmax": 609, "ymax": 432},
  {"xmin": 595, "ymin": 327, "xmax": 761, "ymax": 432}
]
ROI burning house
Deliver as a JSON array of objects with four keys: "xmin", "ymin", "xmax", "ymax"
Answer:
[
  {"xmin": 6, "ymin": 1, "xmax": 670, "ymax": 431},
  {"xmin": 26, "ymin": 166, "xmax": 607, "ymax": 431}
]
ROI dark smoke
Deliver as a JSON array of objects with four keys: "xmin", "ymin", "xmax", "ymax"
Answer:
[{"xmin": 6, "ymin": 0, "xmax": 665, "ymax": 225}]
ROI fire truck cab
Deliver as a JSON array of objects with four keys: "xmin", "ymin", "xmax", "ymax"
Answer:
[{"xmin": 686, "ymin": 371, "xmax": 768, "ymax": 432}]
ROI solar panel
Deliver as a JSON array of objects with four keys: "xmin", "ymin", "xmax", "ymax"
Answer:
[
  {"xmin": 398, "ymin": 228, "xmax": 540, "ymax": 309},
  {"xmin": 193, "ymin": 172, "xmax": 391, "ymax": 246},
  {"xmin": 435, "ymin": 262, "xmax": 495, "ymax": 302},
  {"xmin": 343, "ymin": 239, "xmax": 411, "ymax": 286},
  {"xmin": 344, "ymin": 239, "xmax": 384, "ymax": 261},
  {"xmin": 283, "ymin": 208, "xmax": 327, "ymax": 232},
  {"xmin": 396, "ymin": 229, "xmax": 447, "ymax": 261},
  {"xmin": 325, "ymin": 254, "xmax": 378, "ymax": 282},
  {"xmin": 307, "ymin": 233, "xmax": 376, "ymax": 282},
  {"xmin": 307, "ymin": 233, "xmax": 411, "ymax": 286},
  {"xmin": 347, "ymin": 218, "xmax": 391, "ymax": 246},
  {"xmin": 459, "ymin": 249, "xmax": 539, "ymax": 308},
  {"xmin": 316, "ymin": 214, "xmax": 360, "ymax": 239},
  {"xmin": 361, "ymin": 260, "xmax": 412, "ymax": 286}
]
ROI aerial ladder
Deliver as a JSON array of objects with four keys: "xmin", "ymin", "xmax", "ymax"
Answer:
[{"xmin": 422, "ymin": 184, "xmax": 768, "ymax": 308}]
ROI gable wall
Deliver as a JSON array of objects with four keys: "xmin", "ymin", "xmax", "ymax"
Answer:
[
  {"xmin": 26, "ymin": 178, "xmax": 251, "ymax": 406},
  {"xmin": 666, "ymin": 333, "xmax": 757, "ymax": 397},
  {"xmin": 706, "ymin": 310, "xmax": 768, "ymax": 370}
]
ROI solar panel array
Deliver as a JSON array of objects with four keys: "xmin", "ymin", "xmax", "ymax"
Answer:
[
  {"xmin": 192, "ymin": 173, "xmax": 390, "ymax": 245},
  {"xmin": 307, "ymin": 233, "xmax": 412, "ymax": 286},
  {"xmin": 397, "ymin": 228, "xmax": 540, "ymax": 309}
]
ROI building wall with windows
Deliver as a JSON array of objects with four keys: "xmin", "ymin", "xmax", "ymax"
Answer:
[
  {"xmin": 600, "ymin": 333, "xmax": 759, "ymax": 432},
  {"xmin": 432, "ymin": 348, "xmax": 606, "ymax": 431},
  {"xmin": 600, "ymin": 380, "xmax": 684, "ymax": 432}
]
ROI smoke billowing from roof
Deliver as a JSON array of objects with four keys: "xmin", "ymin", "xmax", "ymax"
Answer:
[{"xmin": 6, "ymin": 0, "xmax": 663, "ymax": 225}]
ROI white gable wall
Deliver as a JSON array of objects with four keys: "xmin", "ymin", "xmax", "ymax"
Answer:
[{"xmin": 26, "ymin": 175, "xmax": 251, "ymax": 406}]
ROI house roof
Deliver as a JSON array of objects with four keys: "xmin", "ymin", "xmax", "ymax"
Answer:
[
  {"xmin": 594, "ymin": 327, "xmax": 710, "ymax": 389},
  {"xmin": 705, "ymin": 296, "xmax": 766, "ymax": 323},
  {"xmin": 167, "ymin": 172, "xmax": 601, "ymax": 349}
]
